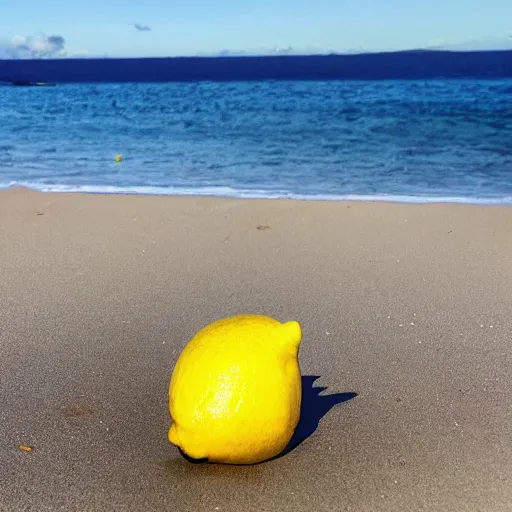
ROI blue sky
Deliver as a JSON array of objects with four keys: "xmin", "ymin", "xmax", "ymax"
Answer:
[{"xmin": 1, "ymin": 0, "xmax": 512, "ymax": 58}]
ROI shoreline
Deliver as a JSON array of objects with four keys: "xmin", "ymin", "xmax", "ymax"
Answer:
[
  {"xmin": 1, "ymin": 187, "xmax": 512, "ymax": 511},
  {"xmin": 2, "ymin": 185, "xmax": 512, "ymax": 206}
]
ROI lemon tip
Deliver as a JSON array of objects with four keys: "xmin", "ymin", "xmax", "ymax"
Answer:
[
  {"xmin": 168, "ymin": 423, "xmax": 179, "ymax": 445},
  {"xmin": 281, "ymin": 320, "xmax": 302, "ymax": 347}
]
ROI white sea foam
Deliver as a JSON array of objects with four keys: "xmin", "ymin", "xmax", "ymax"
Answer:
[{"xmin": 2, "ymin": 181, "xmax": 512, "ymax": 205}]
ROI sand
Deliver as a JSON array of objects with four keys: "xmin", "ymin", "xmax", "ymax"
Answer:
[{"xmin": 1, "ymin": 187, "xmax": 511, "ymax": 511}]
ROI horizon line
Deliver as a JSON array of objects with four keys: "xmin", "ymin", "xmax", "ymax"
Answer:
[{"xmin": 2, "ymin": 47, "xmax": 512, "ymax": 61}]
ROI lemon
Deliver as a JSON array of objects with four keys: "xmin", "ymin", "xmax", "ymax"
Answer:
[{"xmin": 168, "ymin": 314, "xmax": 302, "ymax": 464}]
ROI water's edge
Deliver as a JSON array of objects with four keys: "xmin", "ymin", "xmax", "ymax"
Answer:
[{"xmin": 2, "ymin": 182, "xmax": 511, "ymax": 205}]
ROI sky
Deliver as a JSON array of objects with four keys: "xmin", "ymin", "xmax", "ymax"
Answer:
[{"xmin": 1, "ymin": 0, "xmax": 512, "ymax": 58}]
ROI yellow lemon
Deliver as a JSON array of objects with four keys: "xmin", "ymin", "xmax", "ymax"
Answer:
[
  {"xmin": 115, "ymin": 154, "xmax": 122, "ymax": 162},
  {"xmin": 168, "ymin": 314, "xmax": 302, "ymax": 464}
]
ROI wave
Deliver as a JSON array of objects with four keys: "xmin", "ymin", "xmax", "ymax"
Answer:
[{"xmin": 2, "ymin": 181, "xmax": 512, "ymax": 205}]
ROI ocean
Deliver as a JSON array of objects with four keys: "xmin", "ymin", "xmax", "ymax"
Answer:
[{"xmin": 1, "ymin": 79, "xmax": 512, "ymax": 203}]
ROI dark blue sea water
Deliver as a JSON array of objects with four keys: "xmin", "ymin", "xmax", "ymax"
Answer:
[{"xmin": 1, "ymin": 80, "xmax": 512, "ymax": 203}]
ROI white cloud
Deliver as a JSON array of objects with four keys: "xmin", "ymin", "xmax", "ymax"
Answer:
[
  {"xmin": 0, "ymin": 34, "xmax": 67, "ymax": 59},
  {"xmin": 422, "ymin": 36, "xmax": 512, "ymax": 51},
  {"xmin": 212, "ymin": 45, "xmax": 335, "ymax": 57}
]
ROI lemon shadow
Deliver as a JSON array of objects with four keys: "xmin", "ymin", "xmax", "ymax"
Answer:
[
  {"xmin": 177, "ymin": 375, "xmax": 357, "ymax": 465},
  {"xmin": 277, "ymin": 375, "xmax": 357, "ymax": 458}
]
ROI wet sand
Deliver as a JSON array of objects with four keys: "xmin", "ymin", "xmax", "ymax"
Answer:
[{"xmin": 1, "ymin": 187, "xmax": 512, "ymax": 511}]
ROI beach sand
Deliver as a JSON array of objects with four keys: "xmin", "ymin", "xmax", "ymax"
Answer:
[{"xmin": 1, "ymin": 187, "xmax": 512, "ymax": 511}]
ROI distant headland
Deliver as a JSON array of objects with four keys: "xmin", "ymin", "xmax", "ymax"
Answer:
[{"xmin": 1, "ymin": 49, "xmax": 511, "ymax": 83}]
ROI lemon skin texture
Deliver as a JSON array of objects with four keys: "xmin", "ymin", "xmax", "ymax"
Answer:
[{"xmin": 168, "ymin": 314, "xmax": 302, "ymax": 465}]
